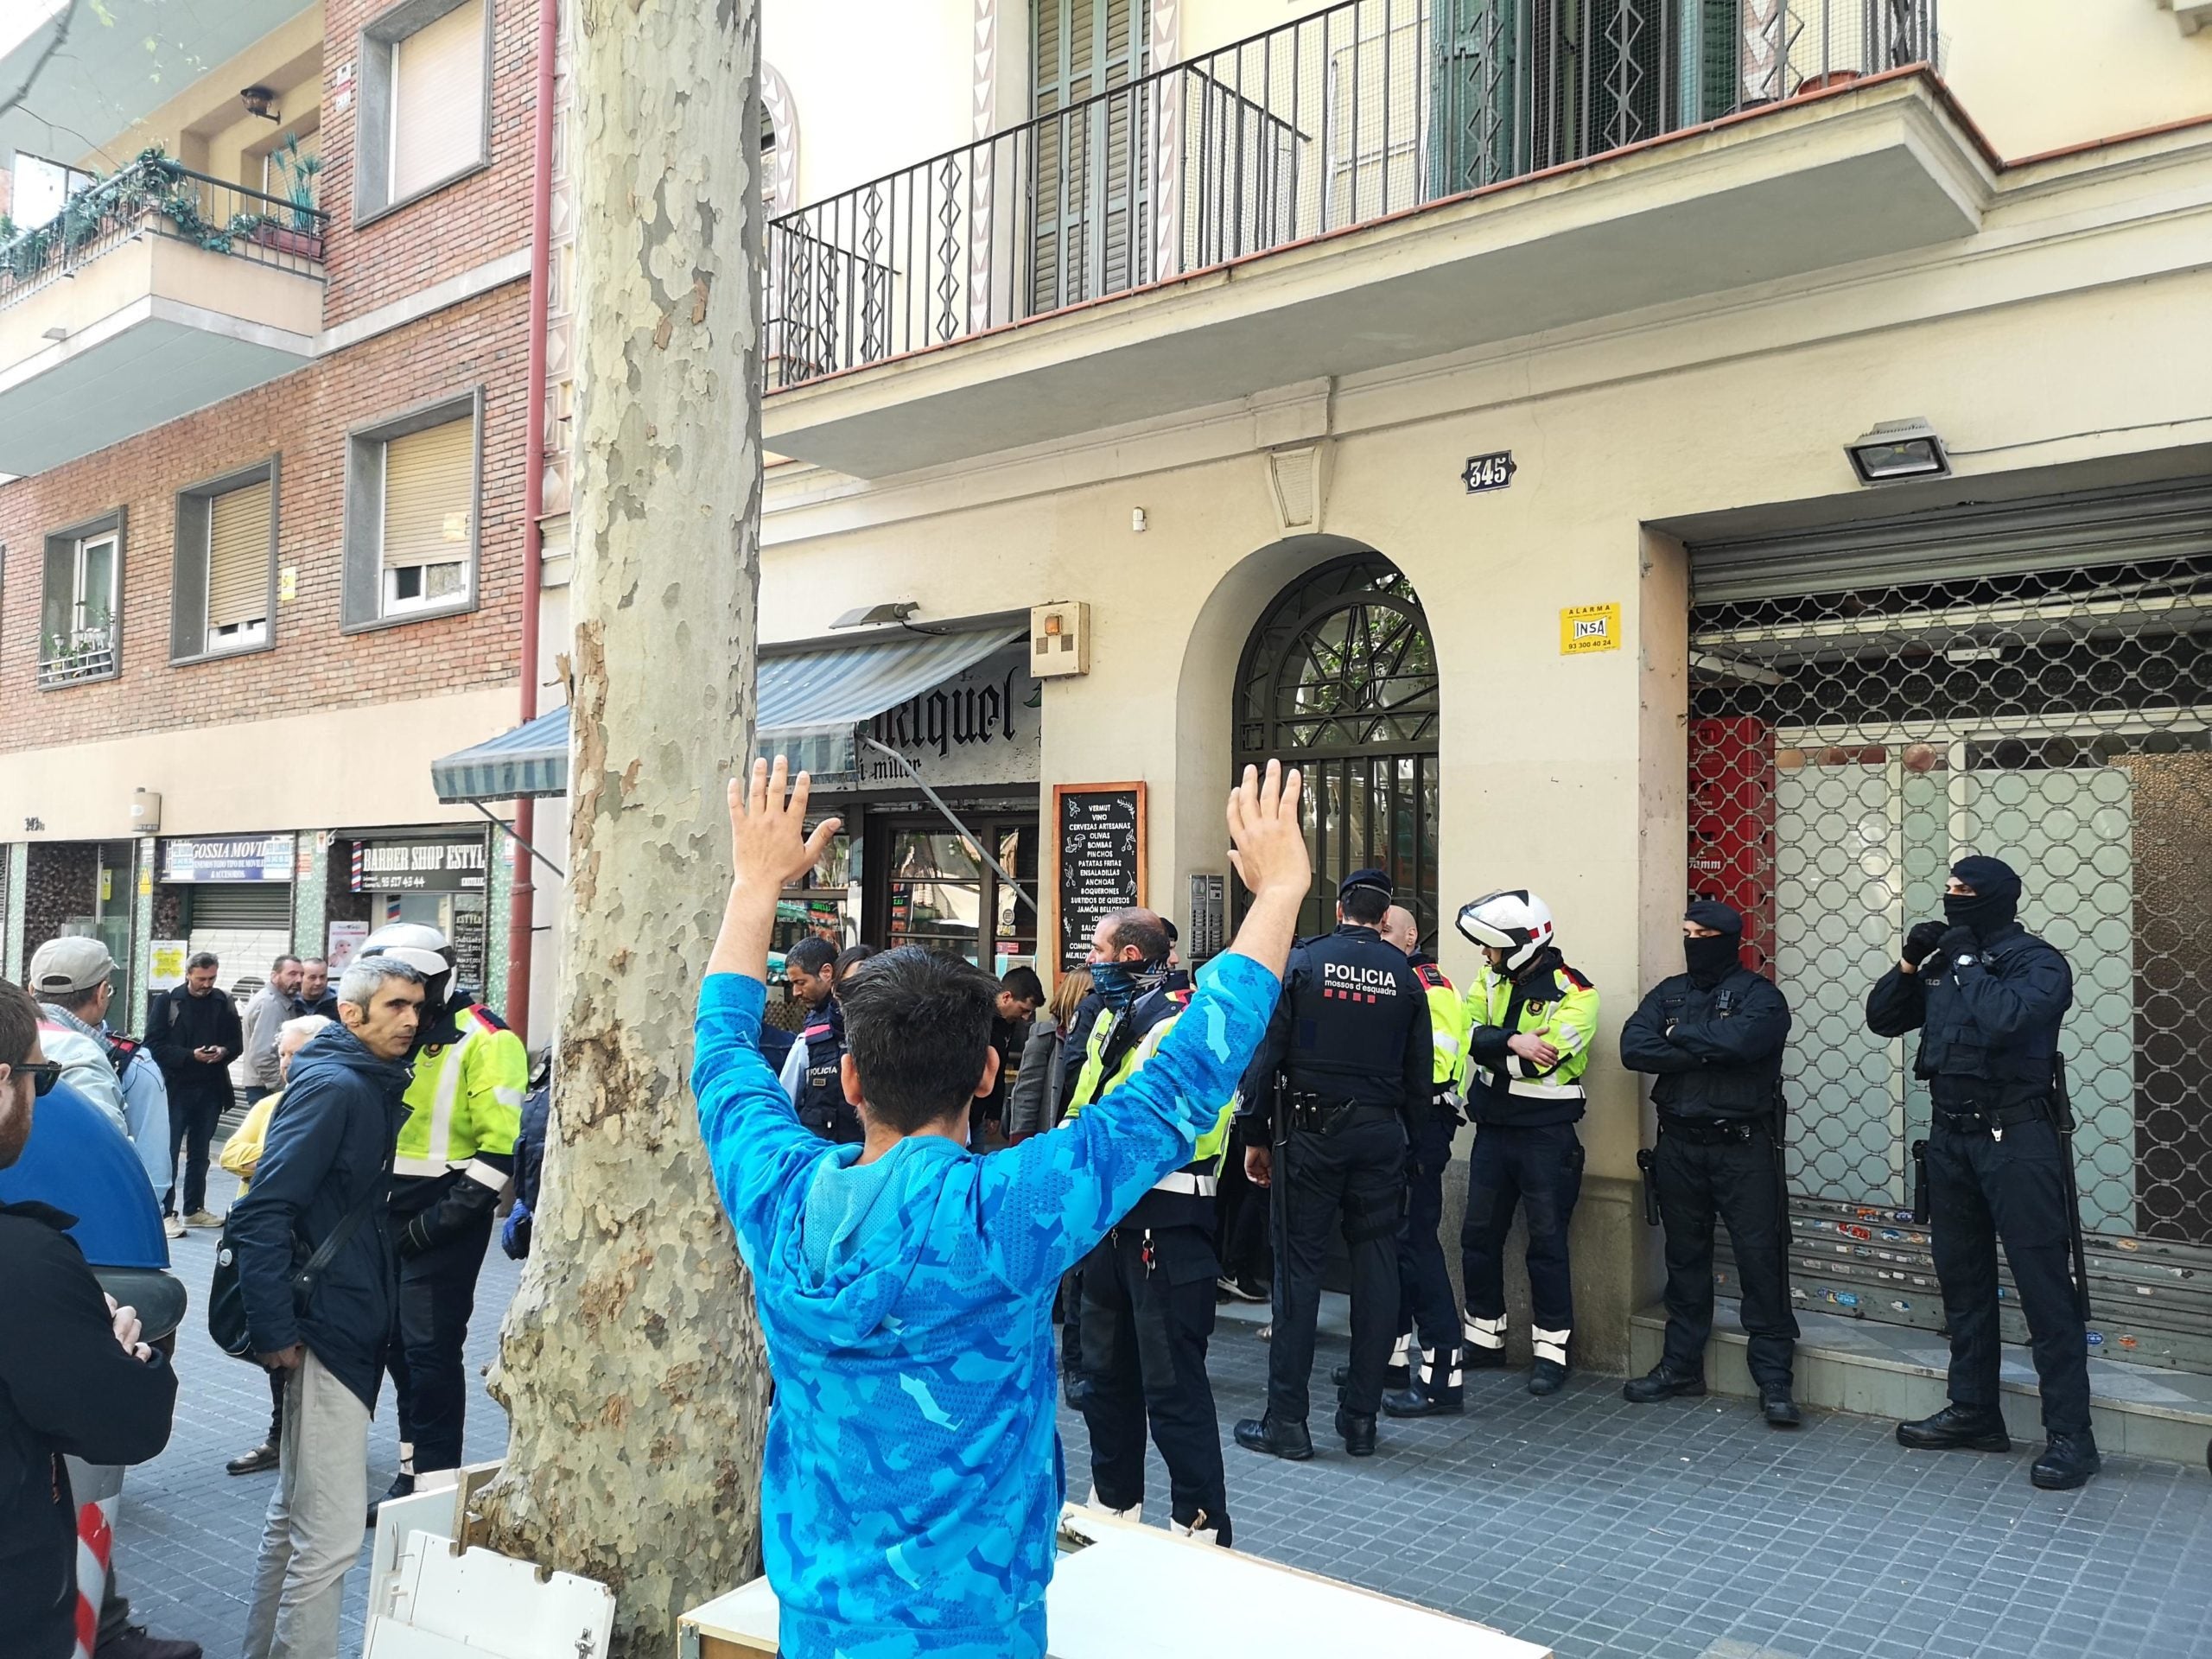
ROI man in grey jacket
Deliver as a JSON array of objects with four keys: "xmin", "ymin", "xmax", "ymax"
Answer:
[{"xmin": 240, "ymin": 956, "xmax": 304, "ymax": 1096}]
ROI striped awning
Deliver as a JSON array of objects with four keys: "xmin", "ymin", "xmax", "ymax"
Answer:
[{"xmin": 430, "ymin": 626, "xmax": 1023, "ymax": 804}]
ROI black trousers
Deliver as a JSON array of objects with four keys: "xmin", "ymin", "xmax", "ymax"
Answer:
[
  {"xmin": 163, "ymin": 1087, "xmax": 226, "ymax": 1215},
  {"xmin": 1077, "ymin": 1223, "xmax": 1230, "ymax": 1540},
  {"xmin": 1395, "ymin": 1109, "xmax": 1459, "ymax": 1365},
  {"xmin": 1214, "ymin": 1131, "xmax": 1271, "ymax": 1288},
  {"xmin": 1926, "ymin": 1118, "xmax": 2092, "ymax": 1436},
  {"xmin": 387, "ymin": 1209, "xmax": 497, "ymax": 1475},
  {"xmin": 1460, "ymin": 1121, "xmax": 1584, "ymax": 1336},
  {"xmin": 1654, "ymin": 1124, "xmax": 1799, "ymax": 1389},
  {"xmin": 1269, "ymin": 1114, "xmax": 1404, "ymax": 1421},
  {"xmin": 264, "ymin": 1365, "xmax": 287, "ymax": 1446}
]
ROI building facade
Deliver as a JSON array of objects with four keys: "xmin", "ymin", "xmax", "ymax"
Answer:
[
  {"xmin": 745, "ymin": 0, "xmax": 2212, "ymax": 1379},
  {"xmin": 0, "ymin": 0, "xmax": 553, "ymax": 1030}
]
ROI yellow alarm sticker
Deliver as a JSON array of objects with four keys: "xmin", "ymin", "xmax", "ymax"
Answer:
[{"xmin": 1560, "ymin": 602, "xmax": 1622, "ymax": 656}]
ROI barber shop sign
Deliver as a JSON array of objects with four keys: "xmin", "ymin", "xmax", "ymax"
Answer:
[{"xmin": 860, "ymin": 647, "xmax": 1042, "ymax": 789}]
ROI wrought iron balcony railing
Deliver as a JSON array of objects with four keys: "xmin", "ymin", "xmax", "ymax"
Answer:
[
  {"xmin": 0, "ymin": 153, "xmax": 327, "ymax": 315},
  {"xmin": 766, "ymin": 0, "xmax": 1939, "ymax": 389}
]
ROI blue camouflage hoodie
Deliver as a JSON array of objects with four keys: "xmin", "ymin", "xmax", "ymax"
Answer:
[{"xmin": 694, "ymin": 953, "xmax": 1277, "ymax": 1659}]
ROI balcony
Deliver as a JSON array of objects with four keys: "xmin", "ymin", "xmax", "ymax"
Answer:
[
  {"xmin": 0, "ymin": 156, "xmax": 327, "ymax": 474},
  {"xmin": 38, "ymin": 620, "xmax": 119, "ymax": 689},
  {"xmin": 764, "ymin": 0, "xmax": 1984, "ymax": 480}
]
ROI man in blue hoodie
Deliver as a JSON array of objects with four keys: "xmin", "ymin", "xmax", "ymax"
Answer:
[{"xmin": 696, "ymin": 755, "xmax": 1307, "ymax": 1659}]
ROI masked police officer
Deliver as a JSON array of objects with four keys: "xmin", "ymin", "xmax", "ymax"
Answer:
[
  {"xmin": 1867, "ymin": 855, "xmax": 2096, "ymax": 1491},
  {"xmin": 359, "ymin": 923, "xmax": 526, "ymax": 1513},
  {"xmin": 1063, "ymin": 906, "xmax": 1236, "ymax": 1544},
  {"xmin": 1457, "ymin": 890, "xmax": 1598, "ymax": 1395},
  {"xmin": 1620, "ymin": 900, "xmax": 1800, "ymax": 1427},
  {"xmin": 1235, "ymin": 869, "xmax": 1429, "ymax": 1460}
]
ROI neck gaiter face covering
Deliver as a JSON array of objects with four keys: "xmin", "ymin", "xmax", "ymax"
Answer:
[{"xmin": 1683, "ymin": 934, "xmax": 1741, "ymax": 988}]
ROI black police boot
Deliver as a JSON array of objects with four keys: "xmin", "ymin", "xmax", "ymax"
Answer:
[
  {"xmin": 1896, "ymin": 1402, "xmax": 2011, "ymax": 1452},
  {"xmin": 1622, "ymin": 1364, "xmax": 1706, "ymax": 1404},
  {"xmin": 2031, "ymin": 1432, "xmax": 2101, "ymax": 1491},
  {"xmin": 1760, "ymin": 1384, "xmax": 1802, "ymax": 1428},
  {"xmin": 1528, "ymin": 1358, "xmax": 1568, "ymax": 1397},
  {"xmin": 1382, "ymin": 1376, "xmax": 1464, "ymax": 1418},
  {"xmin": 1334, "ymin": 1407, "xmax": 1378, "ymax": 1457},
  {"xmin": 1234, "ymin": 1414, "xmax": 1314, "ymax": 1461},
  {"xmin": 366, "ymin": 1471, "xmax": 415, "ymax": 1529}
]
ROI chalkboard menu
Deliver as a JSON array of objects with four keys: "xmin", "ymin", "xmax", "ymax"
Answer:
[{"xmin": 1053, "ymin": 782, "xmax": 1147, "ymax": 972}]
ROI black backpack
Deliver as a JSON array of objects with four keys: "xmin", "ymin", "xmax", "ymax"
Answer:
[{"xmin": 207, "ymin": 1150, "xmax": 392, "ymax": 1361}]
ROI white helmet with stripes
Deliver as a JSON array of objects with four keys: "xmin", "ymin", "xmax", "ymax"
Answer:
[{"xmin": 1455, "ymin": 890, "xmax": 1555, "ymax": 971}]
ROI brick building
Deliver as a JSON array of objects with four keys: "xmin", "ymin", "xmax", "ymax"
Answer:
[{"xmin": 0, "ymin": 0, "xmax": 568, "ymax": 1038}]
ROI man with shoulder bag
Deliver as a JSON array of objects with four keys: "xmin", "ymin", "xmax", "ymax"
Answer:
[{"xmin": 225, "ymin": 957, "xmax": 423, "ymax": 1658}]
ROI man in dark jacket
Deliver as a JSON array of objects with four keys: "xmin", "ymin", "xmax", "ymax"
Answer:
[
  {"xmin": 0, "ymin": 980, "xmax": 180, "ymax": 1659},
  {"xmin": 1619, "ymin": 900, "xmax": 1800, "ymax": 1426},
  {"xmin": 148, "ymin": 952, "xmax": 244, "ymax": 1229},
  {"xmin": 1867, "ymin": 855, "xmax": 2095, "ymax": 1491},
  {"xmin": 232, "ymin": 957, "xmax": 423, "ymax": 1657}
]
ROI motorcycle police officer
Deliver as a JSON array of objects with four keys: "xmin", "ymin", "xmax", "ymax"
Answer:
[
  {"xmin": 1619, "ymin": 900, "xmax": 1801, "ymax": 1426},
  {"xmin": 1062, "ymin": 906, "xmax": 1237, "ymax": 1544},
  {"xmin": 359, "ymin": 924, "xmax": 527, "ymax": 1510},
  {"xmin": 1378, "ymin": 903, "xmax": 1471, "ymax": 1417},
  {"xmin": 1235, "ymin": 869, "xmax": 1429, "ymax": 1460},
  {"xmin": 1457, "ymin": 890, "xmax": 1598, "ymax": 1395},
  {"xmin": 1867, "ymin": 855, "xmax": 2097, "ymax": 1491}
]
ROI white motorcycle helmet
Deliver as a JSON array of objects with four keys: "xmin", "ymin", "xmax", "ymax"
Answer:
[
  {"xmin": 358, "ymin": 922, "xmax": 457, "ymax": 1007},
  {"xmin": 1455, "ymin": 890, "xmax": 1555, "ymax": 971}
]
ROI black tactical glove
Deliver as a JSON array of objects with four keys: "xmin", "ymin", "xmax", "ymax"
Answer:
[
  {"xmin": 1936, "ymin": 925, "xmax": 1981, "ymax": 963},
  {"xmin": 1904, "ymin": 921, "xmax": 1948, "ymax": 967},
  {"xmin": 398, "ymin": 1213, "xmax": 437, "ymax": 1257}
]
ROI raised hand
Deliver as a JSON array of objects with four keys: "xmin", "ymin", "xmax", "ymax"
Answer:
[
  {"xmin": 728, "ymin": 756, "xmax": 842, "ymax": 892},
  {"xmin": 1225, "ymin": 760, "xmax": 1309, "ymax": 901}
]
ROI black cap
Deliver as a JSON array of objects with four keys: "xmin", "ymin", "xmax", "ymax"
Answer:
[
  {"xmin": 1338, "ymin": 868, "xmax": 1393, "ymax": 899},
  {"xmin": 1685, "ymin": 899, "xmax": 1744, "ymax": 935}
]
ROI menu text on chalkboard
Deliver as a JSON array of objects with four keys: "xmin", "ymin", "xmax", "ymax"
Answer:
[{"xmin": 1054, "ymin": 783, "xmax": 1147, "ymax": 973}]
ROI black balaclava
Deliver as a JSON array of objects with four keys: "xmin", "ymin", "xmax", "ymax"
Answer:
[
  {"xmin": 1683, "ymin": 899, "xmax": 1744, "ymax": 988},
  {"xmin": 1945, "ymin": 855, "xmax": 2022, "ymax": 940}
]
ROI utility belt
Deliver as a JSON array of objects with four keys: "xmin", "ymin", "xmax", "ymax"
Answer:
[
  {"xmin": 1657, "ymin": 1115, "xmax": 1767, "ymax": 1147},
  {"xmin": 1930, "ymin": 1097, "xmax": 2052, "ymax": 1139},
  {"xmin": 1285, "ymin": 1091, "xmax": 1399, "ymax": 1136}
]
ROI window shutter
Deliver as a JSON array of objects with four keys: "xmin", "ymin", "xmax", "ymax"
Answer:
[
  {"xmin": 206, "ymin": 480, "xmax": 272, "ymax": 631},
  {"xmin": 382, "ymin": 417, "xmax": 474, "ymax": 572},
  {"xmin": 390, "ymin": 0, "xmax": 486, "ymax": 201}
]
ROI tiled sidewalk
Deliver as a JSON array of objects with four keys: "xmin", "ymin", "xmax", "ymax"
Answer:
[{"xmin": 121, "ymin": 1184, "xmax": 2212, "ymax": 1658}]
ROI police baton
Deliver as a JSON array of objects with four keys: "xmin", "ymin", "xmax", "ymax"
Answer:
[
  {"xmin": 2050, "ymin": 1052, "xmax": 2093, "ymax": 1325},
  {"xmin": 1909, "ymin": 1140, "xmax": 1929, "ymax": 1226},
  {"xmin": 1635, "ymin": 1147, "xmax": 1660, "ymax": 1227}
]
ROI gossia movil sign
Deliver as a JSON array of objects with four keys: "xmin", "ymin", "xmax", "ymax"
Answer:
[{"xmin": 858, "ymin": 648, "xmax": 1040, "ymax": 789}]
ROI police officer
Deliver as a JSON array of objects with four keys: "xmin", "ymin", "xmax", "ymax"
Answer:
[
  {"xmin": 1457, "ymin": 890, "xmax": 1598, "ymax": 1395},
  {"xmin": 360, "ymin": 924, "xmax": 526, "ymax": 1510},
  {"xmin": 1063, "ymin": 906, "xmax": 1236, "ymax": 1544},
  {"xmin": 1235, "ymin": 869, "xmax": 1429, "ymax": 1459},
  {"xmin": 780, "ymin": 937, "xmax": 862, "ymax": 1142},
  {"xmin": 1867, "ymin": 855, "xmax": 2097, "ymax": 1491},
  {"xmin": 1619, "ymin": 900, "xmax": 1801, "ymax": 1427},
  {"xmin": 1375, "ymin": 903, "xmax": 1471, "ymax": 1417}
]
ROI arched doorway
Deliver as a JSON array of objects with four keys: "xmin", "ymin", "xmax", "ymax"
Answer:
[{"xmin": 1233, "ymin": 551, "xmax": 1441, "ymax": 943}]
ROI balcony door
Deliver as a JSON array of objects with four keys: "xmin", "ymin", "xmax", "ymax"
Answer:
[{"xmin": 1029, "ymin": 0, "xmax": 1149, "ymax": 315}]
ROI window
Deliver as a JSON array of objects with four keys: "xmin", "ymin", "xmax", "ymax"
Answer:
[
  {"xmin": 38, "ymin": 510, "xmax": 124, "ymax": 688},
  {"xmin": 172, "ymin": 462, "xmax": 278, "ymax": 662},
  {"xmin": 341, "ymin": 391, "xmax": 482, "ymax": 632},
  {"xmin": 353, "ymin": 0, "xmax": 491, "ymax": 222}
]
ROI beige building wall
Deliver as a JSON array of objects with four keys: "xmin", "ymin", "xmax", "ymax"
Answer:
[
  {"xmin": 758, "ymin": 105, "xmax": 2212, "ymax": 1358},
  {"xmin": 79, "ymin": 7, "xmax": 326, "ymax": 186}
]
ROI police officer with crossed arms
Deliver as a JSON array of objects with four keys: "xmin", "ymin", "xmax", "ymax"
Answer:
[
  {"xmin": 1619, "ymin": 900, "xmax": 1801, "ymax": 1427},
  {"xmin": 1236, "ymin": 868, "xmax": 1429, "ymax": 1460},
  {"xmin": 1867, "ymin": 855, "xmax": 2097, "ymax": 1491}
]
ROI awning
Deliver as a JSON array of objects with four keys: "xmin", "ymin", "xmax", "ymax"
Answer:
[
  {"xmin": 429, "ymin": 626, "xmax": 1023, "ymax": 804},
  {"xmin": 432, "ymin": 704, "xmax": 571, "ymax": 804}
]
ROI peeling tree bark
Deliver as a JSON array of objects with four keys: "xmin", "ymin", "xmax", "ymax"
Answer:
[{"xmin": 477, "ymin": 2, "xmax": 766, "ymax": 1650}]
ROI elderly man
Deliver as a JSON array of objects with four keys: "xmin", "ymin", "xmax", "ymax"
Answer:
[
  {"xmin": 696, "ymin": 757, "xmax": 1304, "ymax": 1659},
  {"xmin": 29, "ymin": 938, "xmax": 174, "ymax": 1210}
]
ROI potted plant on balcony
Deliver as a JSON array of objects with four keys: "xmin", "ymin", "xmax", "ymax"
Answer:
[
  {"xmin": 250, "ymin": 135, "xmax": 325, "ymax": 260},
  {"xmin": 41, "ymin": 611, "xmax": 117, "ymax": 685}
]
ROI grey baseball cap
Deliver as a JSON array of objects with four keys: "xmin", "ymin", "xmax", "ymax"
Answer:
[{"xmin": 29, "ymin": 936, "xmax": 116, "ymax": 995}]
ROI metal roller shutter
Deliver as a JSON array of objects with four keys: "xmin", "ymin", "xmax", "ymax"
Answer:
[
  {"xmin": 1687, "ymin": 481, "xmax": 2212, "ymax": 1370},
  {"xmin": 206, "ymin": 479, "xmax": 272, "ymax": 632},
  {"xmin": 188, "ymin": 883, "xmax": 294, "ymax": 931}
]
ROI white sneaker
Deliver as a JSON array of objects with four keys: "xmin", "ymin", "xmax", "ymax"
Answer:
[
  {"xmin": 163, "ymin": 1217, "xmax": 187, "ymax": 1240},
  {"xmin": 1084, "ymin": 1487, "xmax": 1139, "ymax": 1522}
]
